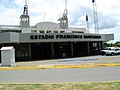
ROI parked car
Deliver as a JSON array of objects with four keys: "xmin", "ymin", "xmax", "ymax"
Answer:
[{"xmin": 101, "ymin": 47, "xmax": 120, "ymax": 56}]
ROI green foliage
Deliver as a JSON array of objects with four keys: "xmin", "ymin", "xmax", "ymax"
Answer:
[
  {"xmin": 114, "ymin": 42, "xmax": 120, "ymax": 47},
  {"xmin": 0, "ymin": 81, "xmax": 120, "ymax": 90},
  {"xmin": 104, "ymin": 41, "xmax": 120, "ymax": 48},
  {"xmin": 104, "ymin": 43, "xmax": 113, "ymax": 48}
]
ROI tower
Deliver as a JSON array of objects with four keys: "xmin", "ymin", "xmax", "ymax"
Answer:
[
  {"xmin": 58, "ymin": 0, "xmax": 68, "ymax": 29},
  {"xmin": 92, "ymin": 0, "xmax": 99, "ymax": 34},
  {"xmin": 20, "ymin": 0, "xmax": 30, "ymax": 28}
]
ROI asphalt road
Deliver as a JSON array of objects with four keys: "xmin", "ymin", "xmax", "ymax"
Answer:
[
  {"xmin": 0, "ymin": 66, "xmax": 120, "ymax": 83},
  {"xmin": 15, "ymin": 55, "xmax": 120, "ymax": 66}
]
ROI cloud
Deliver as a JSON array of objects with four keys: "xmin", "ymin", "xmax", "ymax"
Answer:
[
  {"xmin": 99, "ymin": 26, "xmax": 120, "ymax": 42},
  {"xmin": 0, "ymin": 8, "xmax": 20, "ymax": 25},
  {"xmin": 0, "ymin": 0, "xmax": 120, "ymax": 42},
  {"xmin": 98, "ymin": 13, "xmax": 117, "ymax": 30},
  {"xmin": 69, "ymin": 6, "xmax": 93, "ymax": 27}
]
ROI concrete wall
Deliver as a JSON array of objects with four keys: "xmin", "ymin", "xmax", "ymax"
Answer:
[
  {"xmin": 0, "ymin": 33, "xmax": 10, "ymax": 43},
  {"xmin": 35, "ymin": 22, "xmax": 60, "ymax": 29},
  {"xmin": 104, "ymin": 34, "xmax": 114, "ymax": 42},
  {"xmin": 19, "ymin": 33, "xmax": 107, "ymax": 43},
  {"xmin": 0, "ymin": 32, "xmax": 114, "ymax": 43}
]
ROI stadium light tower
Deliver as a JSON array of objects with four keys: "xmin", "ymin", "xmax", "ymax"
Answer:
[
  {"xmin": 25, "ymin": 0, "xmax": 27, "ymax": 5},
  {"xmin": 58, "ymin": 0, "xmax": 68, "ymax": 29},
  {"xmin": 92, "ymin": 0, "xmax": 99, "ymax": 34},
  {"xmin": 86, "ymin": 14, "xmax": 90, "ymax": 33},
  {"xmin": 20, "ymin": 0, "xmax": 30, "ymax": 28}
]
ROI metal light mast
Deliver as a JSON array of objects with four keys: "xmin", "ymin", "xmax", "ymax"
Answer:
[
  {"xmin": 23, "ymin": 0, "xmax": 28, "ymax": 16},
  {"xmin": 64, "ymin": 0, "xmax": 68, "ymax": 28},
  {"xmin": 92, "ymin": 0, "xmax": 99, "ymax": 34},
  {"xmin": 20, "ymin": 0, "xmax": 30, "ymax": 28},
  {"xmin": 65, "ymin": 0, "xmax": 67, "ymax": 11},
  {"xmin": 86, "ymin": 14, "xmax": 90, "ymax": 33},
  {"xmin": 25, "ymin": 0, "xmax": 27, "ymax": 5},
  {"xmin": 58, "ymin": 0, "xmax": 68, "ymax": 29}
]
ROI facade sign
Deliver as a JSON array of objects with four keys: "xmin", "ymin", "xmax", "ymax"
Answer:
[
  {"xmin": 84, "ymin": 35, "xmax": 101, "ymax": 39},
  {"xmin": 30, "ymin": 34, "xmax": 101, "ymax": 40}
]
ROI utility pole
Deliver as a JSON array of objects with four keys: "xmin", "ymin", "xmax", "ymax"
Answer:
[{"xmin": 92, "ymin": 0, "xmax": 99, "ymax": 34}]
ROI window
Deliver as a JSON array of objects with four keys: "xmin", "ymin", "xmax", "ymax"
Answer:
[
  {"xmin": 60, "ymin": 31, "xmax": 65, "ymax": 33},
  {"xmin": 31, "ymin": 30, "xmax": 37, "ymax": 33},
  {"xmin": 72, "ymin": 31, "xmax": 83, "ymax": 33},
  {"xmin": 53, "ymin": 31, "xmax": 58, "ymax": 33},
  {"xmin": 115, "ymin": 49, "xmax": 119, "ymax": 51},
  {"xmin": 46, "ymin": 31, "xmax": 51, "ymax": 33},
  {"xmin": 39, "ymin": 31, "xmax": 44, "ymax": 33},
  {"xmin": 0, "ymin": 30, "xmax": 21, "ymax": 33}
]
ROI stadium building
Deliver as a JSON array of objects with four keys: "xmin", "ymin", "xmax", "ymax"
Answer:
[{"xmin": 0, "ymin": 3, "xmax": 114, "ymax": 61}]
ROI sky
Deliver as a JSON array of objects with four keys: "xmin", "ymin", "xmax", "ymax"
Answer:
[{"xmin": 0, "ymin": 0, "xmax": 120, "ymax": 43}]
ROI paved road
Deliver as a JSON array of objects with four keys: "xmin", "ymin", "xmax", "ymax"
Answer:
[
  {"xmin": 0, "ymin": 66, "xmax": 120, "ymax": 83},
  {"xmin": 1, "ymin": 55, "xmax": 119, "ymax": 66},
  {"xmin": 15, "ymin": 55, "xmax": 120, "ymax": 66}
]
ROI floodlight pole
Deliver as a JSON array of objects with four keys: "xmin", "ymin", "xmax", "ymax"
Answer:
[{"xmin": 92, "ymin": 0, "xmax": 99, "ymax": 34}]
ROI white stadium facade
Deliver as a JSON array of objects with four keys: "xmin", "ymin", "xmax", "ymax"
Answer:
[{"xmin": 0, "ymin": 3, "xmax": 114, "ymax": 61}]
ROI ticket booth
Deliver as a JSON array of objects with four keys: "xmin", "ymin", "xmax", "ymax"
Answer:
[{"xmin": 0, "ymin": 46, "xmax": 15, "ymax": 66}]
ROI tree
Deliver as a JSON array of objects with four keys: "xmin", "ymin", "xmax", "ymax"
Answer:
[{"xmin": 113, "ymin": 42, "xmax": 120, "ymax": 47}]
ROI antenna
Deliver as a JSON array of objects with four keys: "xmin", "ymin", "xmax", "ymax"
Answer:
[
  {"xmin": 64, "ymin": 0, "xmax": 68, "ymax": 16},
  {"xmin": 43, "ymin": 12, "xmax": 46, "ymax": 22},
  {"xmin": 25, "ymin": 0, "xmax": 27, "ymax": 5},
  {"xmin": 51, "ymin": 14, "xmax": 54, "ymax": 22},
  {"xmin": 23, "ymin": 0, "xmax": 28, "ymax": 15},
  {"xmin": 92, "ymin": 0, "xmax": 99, "ymax": 34},
  {"xmin": 63, "ymin": 0, "xmax": 68, "ymax": 28},
  {"xmin": 65, "ymin": 0, "xmax": 67, "ymax": 10}
]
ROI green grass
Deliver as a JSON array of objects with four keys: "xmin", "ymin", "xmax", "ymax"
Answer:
[{"xmin": 0, "ymin": 81, "xmax": 120, "ymax": 90}]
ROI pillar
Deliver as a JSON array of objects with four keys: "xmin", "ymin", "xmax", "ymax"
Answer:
[
  {"xmin": 51, "ymin": 43, "xmax": 54, "ymax": 58},
  {"xmin": 87, "ymin": 42, "xmax": 90, "ymax": 55},
  {"xmin": 71, "ymin": 42, "xmax": 74, "ymax": 57},
  {"xmin": 29, "ymin": 43, "xmax": 32, "ymax": 60}
]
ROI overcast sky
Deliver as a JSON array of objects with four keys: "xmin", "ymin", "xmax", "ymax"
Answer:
[{"xmin": 0, "ymin": 0, "xmax": 120, "ymax": 43}]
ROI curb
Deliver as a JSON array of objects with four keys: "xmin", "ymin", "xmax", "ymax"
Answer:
[
  {"xmin": 0, "ymin": 63, "xmax": 120, "ymax": 70},
  {"xmin": 98, "ymin": 56, "xmax": 120, "ymax": 60}
]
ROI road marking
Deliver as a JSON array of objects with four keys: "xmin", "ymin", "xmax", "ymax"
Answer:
[{"xmin": 0, "ymin": 63, "xmax": 120, "ymax": 70}]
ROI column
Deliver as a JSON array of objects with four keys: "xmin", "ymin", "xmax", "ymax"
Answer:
[
  {"xmin": 71, "ymin": 42, "xmax": 74, "ymax": 57},
  {"xmin": 87, "ymin": 42, "xmax": 90, "ymax": 55},
  {"xmin": 51, "ymin": 43, "xmax": 54, "ymax": 58},
  {"xmin": 29, "ymin": 43, "xmax": 32, "ymax": 60}
]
